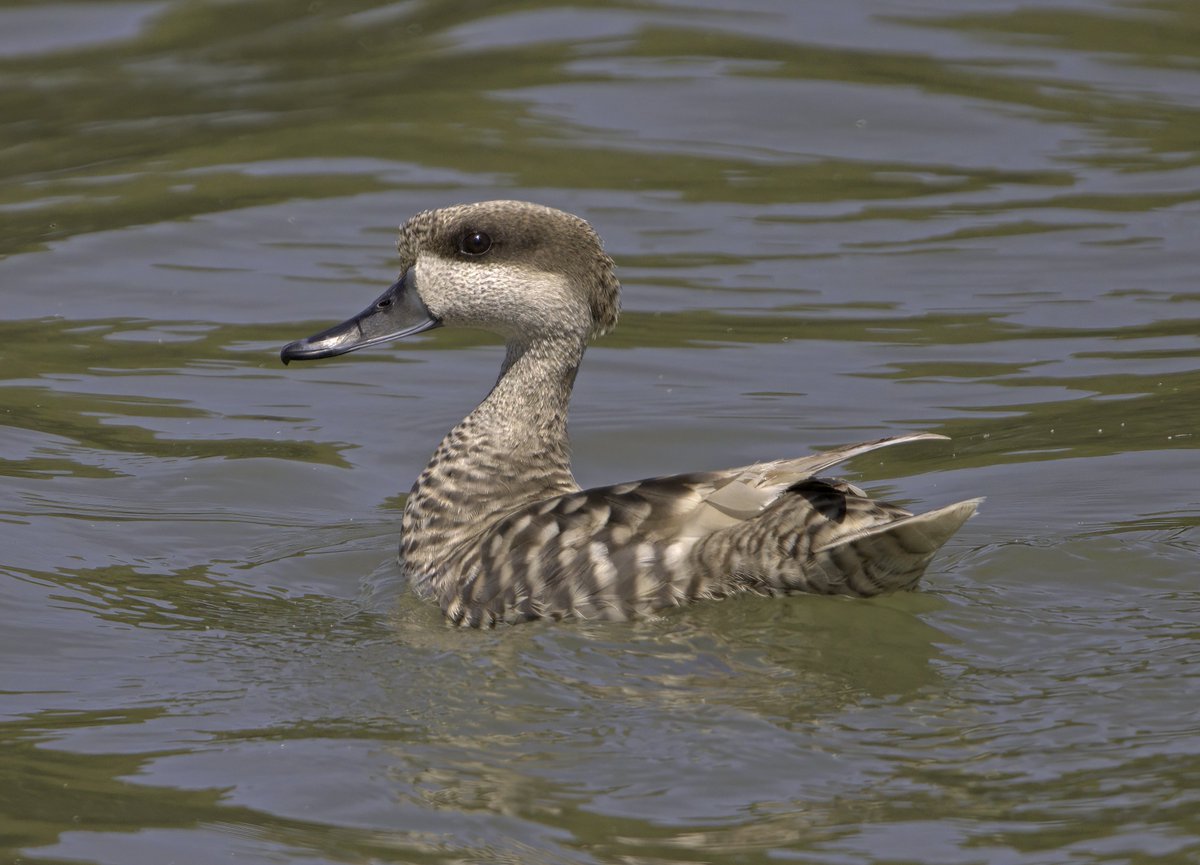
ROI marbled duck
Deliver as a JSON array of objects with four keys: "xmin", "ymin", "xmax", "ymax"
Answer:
[{"xmin": 281, "ymin": 200, "xmax": 980, "ymax": 626}]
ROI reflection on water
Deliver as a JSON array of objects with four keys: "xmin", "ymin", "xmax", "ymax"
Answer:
[{"xmin": 1, "ymin": 0, "xmax": 1199, "ymax": 863}]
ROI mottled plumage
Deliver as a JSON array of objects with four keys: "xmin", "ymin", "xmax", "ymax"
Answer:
[{"xmin": 282, "ymin": 200, "xmax": 980, "ymax": 627}]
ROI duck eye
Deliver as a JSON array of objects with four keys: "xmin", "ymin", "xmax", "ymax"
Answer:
[{"xmin": 459, "ymin": 231, "xmax": 492, "ymax": 256}]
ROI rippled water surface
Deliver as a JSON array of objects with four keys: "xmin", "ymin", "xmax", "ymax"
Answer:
[{"xmin": 2, "ymin": 1, "xmax": 1199, "ymax": 863}]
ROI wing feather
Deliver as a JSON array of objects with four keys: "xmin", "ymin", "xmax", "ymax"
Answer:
[{"xmin": 684, "ymin": 432, "xmax": 950, "ymax": 535}]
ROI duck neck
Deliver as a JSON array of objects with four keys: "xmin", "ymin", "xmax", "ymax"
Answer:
[
  {"xmin": 401, "ymin": 332, "xmax": 587, "ymax": 586},
  {"xmin": 480, "ymin": 332, "xmax": 585, "ymax": 450}
]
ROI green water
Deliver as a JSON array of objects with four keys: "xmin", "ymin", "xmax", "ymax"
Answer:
[{"xmin": 2, "ymin": 1, "xmax": 1198, "ymax": 863}]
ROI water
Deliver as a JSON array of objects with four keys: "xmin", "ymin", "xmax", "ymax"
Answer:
[{"xmin": 2, "ymin": 1, "xmax": 1198, "ymax": 863}]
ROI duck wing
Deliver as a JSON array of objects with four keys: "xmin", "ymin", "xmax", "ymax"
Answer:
[
  {"xmin": 439, "ymin": 433, "xmax": 977, "ymax": 625},
  {"xmin": 635, "ymin": 431, "xmax": 954, "ymax": 537}
]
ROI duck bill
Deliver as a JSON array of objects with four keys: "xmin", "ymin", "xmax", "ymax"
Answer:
[{"xmin": 280, "ymin": 271, "xmax": 440, "ymax": 364}]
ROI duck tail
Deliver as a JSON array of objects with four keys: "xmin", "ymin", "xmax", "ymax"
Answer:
[{"xmin": 810, "ymin": 497, "xmax": 983, "ymax": 595}]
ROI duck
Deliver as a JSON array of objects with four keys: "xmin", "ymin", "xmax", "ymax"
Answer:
[{"xmin": 281, "ymin": 200, "xmax": 980, "ymax": 627}]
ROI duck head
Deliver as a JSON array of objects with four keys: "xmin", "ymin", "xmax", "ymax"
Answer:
[{"xmin": 280, "ymin": 200, "xmax": 620, "ymax": 363}]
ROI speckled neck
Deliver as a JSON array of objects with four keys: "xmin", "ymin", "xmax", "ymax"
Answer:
[
  {"xmin": 486, "ymin": 333, "xmax": 585, "ymax": 443},
  {"xmin": 400, "ymin": 332, "xmax": 588, "ymax": 594}
]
